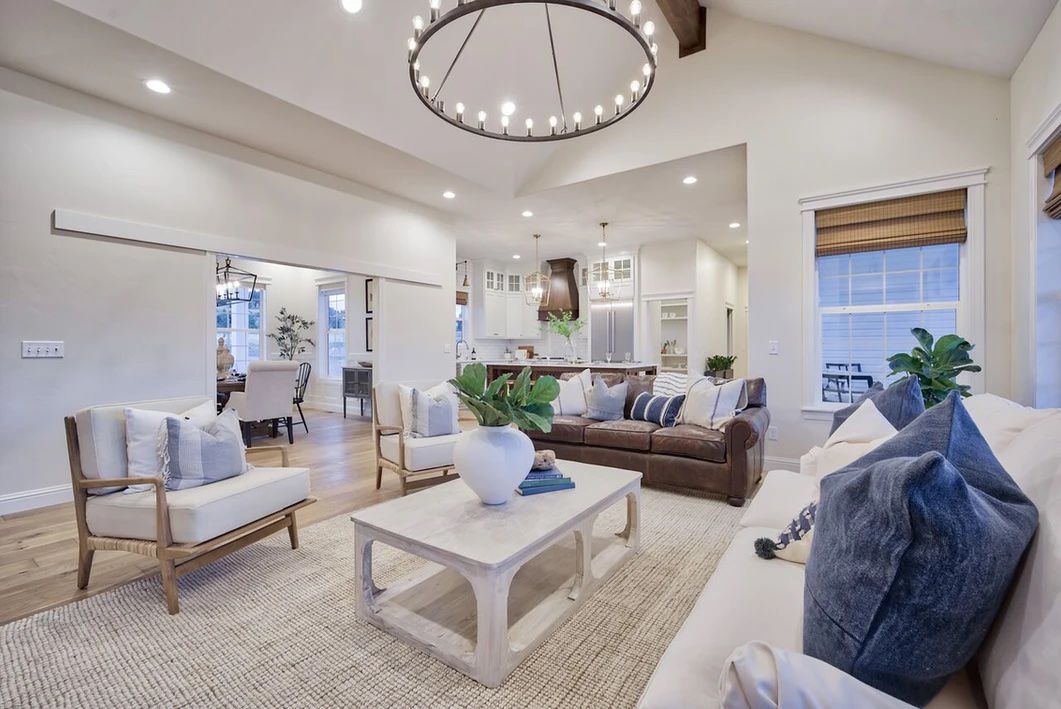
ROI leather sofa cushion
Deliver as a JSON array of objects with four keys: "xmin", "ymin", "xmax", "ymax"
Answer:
[
  {"xmin": 745, "ymin": 378, "xmax": 767, "ymax": 408},
  {"xmin": 585, "ymin": 419, "xmax": 659, "ymax": 451},
  {"xmin": 651, "ymin": 424, "xmax": 727, "ymax": 463},
  {"xmin": 85, "ymin": 466, "xmax": 310, "ymax": 545},
  {"xmin": 527, "ymin": 415, "xmax": 595, "ymax": 444},
  {"xmin": 624, "ymin": 375, "xmax": 656, "ymax": 418}
]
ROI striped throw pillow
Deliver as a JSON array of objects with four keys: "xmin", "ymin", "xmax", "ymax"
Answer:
[
  {"xmin": 630, "ymin": 392, "xmax": 685, "ymax": 427},
  {"xmin": 652, "ymin": 371, "xmax": 688, "ymax": 397},
  {"xmin": 160, "ymin": 409, "xmax": 246, "ymax": 491},
  {"xmin": 409, "ymin": 386, "xmax": 460, "ymax": 438}
]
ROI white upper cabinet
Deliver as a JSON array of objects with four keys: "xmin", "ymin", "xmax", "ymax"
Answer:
[{"xmin": 472, "ymin": 261, "xmax": 541, "ymax": 339}]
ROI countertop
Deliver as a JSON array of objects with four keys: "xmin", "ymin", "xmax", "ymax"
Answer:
[{"xmin": 459, "ymin": 359, "xmax": 656, "ymax": 370}]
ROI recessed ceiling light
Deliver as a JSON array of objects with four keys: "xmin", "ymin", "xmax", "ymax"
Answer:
[
  {"xmin": 512, "ymin": 254, "xmax": 521, "ymax": 259},
  {"xmin": 144, "ymin": 79, "xmax": 171, "ymax": 94},
  {"xmin": 501, "ymin": 101, "xmax": 516, "ymax": 117},
  {"xmin": 745, "ymin": 240, "xmax": 750, "ymax": 245},
  {"xmin": 442, "ymin": 190, "xmax": 456, "ymax": 199},
  {"xmin": 729, "ymin": 222, "xmax": 741, "ymax": 229},
  {"xmin": 597, "ymin": 241, "xmax": 607, "ymax": 247},
  {"xmin": 341, "ymin": 0, "xmax": 363, "ymax": 13},
  {"xmin": 522, "ymin": 210, "xmax": 534, "ymax": 217},
  {"xmin": 682, "ymin": 176, "xmax": 698, "ymax": 185}
]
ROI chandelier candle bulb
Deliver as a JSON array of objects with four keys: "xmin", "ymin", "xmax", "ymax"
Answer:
[
  {"xmin": 419, "ymin": 75, "xmax": 430, "ymax": 97},
  {"xmin": 630, "ymin": 80, "xmax": 640, "ymax": 102},
  {"xmin": 594, "ymin": 104, "xmax": 604, "ymax": 125},
  {"xmin": 413, "ymin": 15, "xmax": 424, "ymax": 39},
  {"xmin": 501, "ymin": 115, "xmax": 510, "ymax": 134},
  {"xmin": 549, "ymin": 115, "xmax": 558, "ymax": 135},
  {"xmin": 614, "ymin": 94, "xmax": 624, "ymax": 115},
  {"xmin": 413, "ymin": 61, "xmax": 421, "ymax": 81},
  {"xmin": 643, "ymin": 62, "xmax": 652, "ymax": 79},
  {"xmin": 455, "ymin": 102, "xmax": 465, "ymax": 123},
  {"xmin": 429, "ymin": 0, "xmax": 441, "ymax": 22},
  {"xmin": 407, "ymin": 37, "xmax": 416, "ymax": 61},
  {"xmin": 525, "ymin": 117, "xmax": 534, "ymax": 136},
  {"xmin": 477, "ymin": 110, "xmax": 487, "ymax": 130},
  {"xmin": 643, "ymin": 20, "xmax": 655, "ymax": 37},
  {"xmin": 573, "ymin": 111, "xmax": 582, "ymax": 130},
  {"xmin": 630, "ymin": 0, "xmax": 642, "ymax": 27},
  {"xmin": 501, "ymin": 101, "xmax": 516, "ymax": 117}
]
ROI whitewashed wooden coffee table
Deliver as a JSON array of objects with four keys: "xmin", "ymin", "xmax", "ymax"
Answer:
[{"xmin": 351, "ymin": 461, "xmax": 641, "ymax": 687}]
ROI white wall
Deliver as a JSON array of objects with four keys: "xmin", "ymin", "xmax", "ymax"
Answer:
[
  {"xmin": 527, "ymin": 11, "xmax": 1012, "ymax": 461},
  {"xmin": 695, "ymin": 240, "xmax": 740, "ymax": 376},
  {"xmin": 1010, "ymin": 2, "xmax": 1061, "ymax": 407},
  {"xmin": 0, "ymin": 71, "xmax": 455, "ymax": 510},
  {"xmin": 734, "ymin": 267, "xmax": 750, "ymax": 379}
]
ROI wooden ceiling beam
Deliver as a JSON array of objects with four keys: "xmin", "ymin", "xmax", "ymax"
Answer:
[{"xmin": 656, "ymin": 0, "xmax": 707, "ymax": 58}]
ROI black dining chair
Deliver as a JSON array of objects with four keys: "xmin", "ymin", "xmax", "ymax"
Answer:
[{"xmin": 293, "ymin": 362, "xmax": 311, "ymax": 433}]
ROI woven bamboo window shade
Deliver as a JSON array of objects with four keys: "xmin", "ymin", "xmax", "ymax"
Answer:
[
  {"xmin": 815, "ymin": 189, "xmax": 967, "ymax": 257},
  {"xmin": 1043, "ymin": 134, "xmax": 1061, "ymax": 220}
]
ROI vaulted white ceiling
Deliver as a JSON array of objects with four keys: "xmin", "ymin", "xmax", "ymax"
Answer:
[{"xmin": 704, "ymin": 0, "xmax": 1056, "ymax": 78}]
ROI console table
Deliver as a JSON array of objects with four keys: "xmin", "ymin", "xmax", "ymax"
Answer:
[{"xmin": 342, "ymin": 366, "xmax": 372, "ymax": 418}]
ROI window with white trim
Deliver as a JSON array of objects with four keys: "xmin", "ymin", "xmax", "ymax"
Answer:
[
  {"xmin": 320, "ymin": 287, "xmax": 346, "ymax": 378},
  {"xmin": 216, "ymin": 287, "xmax": 264, "ymax": 375},
  {"xmin": 817, "ymin": 244, "xmax": 960, "ymax": 403}
]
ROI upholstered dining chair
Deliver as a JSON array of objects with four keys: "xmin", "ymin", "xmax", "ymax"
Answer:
[{"xmin": 225, "ymin": 360, "xmax": 300, "ymax": 447}]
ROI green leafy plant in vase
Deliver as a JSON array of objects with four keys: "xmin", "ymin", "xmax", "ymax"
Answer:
[
  {"xmin": 547, "ymin": 311, "xmax": 585, "ymax": 362},
  {"xmin": 706, "ymin": 354, "xmax": 738, "ymax": 379},
  {"xmin": 448, "ymin": 363, "xmax": 560, "ymax": 505},
  {"xmin": 887, "ymin": 327, "xmax": 981, "ymax": 407},
  {"xmin": 268, "ymin": 307, "xmax": 316, "ymax": 360}
]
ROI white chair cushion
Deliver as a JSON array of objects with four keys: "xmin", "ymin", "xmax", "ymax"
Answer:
[
  {"xmin": 978, "ymin": 411, "xmax": 1061, "ymax": 709},
  {"xmin": 739, "ymin": 470, "xmax": 818, "ymax": 530},
  {"xmin": 74, "ymin": 396, "xmax": 212, "ymax": 494},
  {"xmin": 85, "ymin": 466, "xmax": 310, "ymax": 545},
  {"xmin": 379, "ymin": 432, "xmax": 459, "ymax": 472}
]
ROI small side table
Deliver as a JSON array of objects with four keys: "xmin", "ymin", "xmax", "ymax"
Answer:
[{"xmin": 342, "ymin": 366, "xmax": 372, "ymax": 418}]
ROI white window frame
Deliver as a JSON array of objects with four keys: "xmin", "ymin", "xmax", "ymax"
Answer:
[
  {"xmin": 216, "ymin": 282, "xmax": 267, "ymax": 375},
  {"xmin": 799, "ymin": 168, "xmax": 988, "ymax": 419},
  {"xmin": 317, "ymin": 279, "xmax": 347, "ymax": 381}
]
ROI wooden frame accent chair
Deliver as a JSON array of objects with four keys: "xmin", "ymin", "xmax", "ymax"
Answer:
[
  {"xmin": 66, "ymin": 396, "xmax": 316, "ymax": 614},
  {"xmin": 372, "ymin": 381, "xmax": 460, "ymax": 495}
]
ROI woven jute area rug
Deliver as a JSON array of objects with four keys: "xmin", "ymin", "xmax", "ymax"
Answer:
[{"xmin": 2, "ymin": 488, "xmax": 743, "ymax": 708}]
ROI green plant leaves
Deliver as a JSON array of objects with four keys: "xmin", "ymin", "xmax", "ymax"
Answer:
[
  {"xmin": 888, "ymin": 328, "xmax": 980, "ymax": 407},
  {"xmin": 448, "ymin": 365, "xmax": 558, "ymax": 432}
]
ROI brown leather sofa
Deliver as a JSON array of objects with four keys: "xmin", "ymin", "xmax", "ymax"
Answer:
[{"xmin": 529, "ymin": 374, "xmax": 770, "ymax": 506}]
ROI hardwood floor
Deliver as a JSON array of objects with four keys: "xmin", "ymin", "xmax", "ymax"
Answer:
[{"xmin": 0, "ymin": 408, "xmax": 403, "ymax": 625}]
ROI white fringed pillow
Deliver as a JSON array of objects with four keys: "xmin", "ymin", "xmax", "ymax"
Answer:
[
  {"xmin": 551, "ymin": 369, "xmax": 592, "ymax": 416},
  {"xmin": 680, "ymin": 377, "xmax": 748, "ymax": 430}
]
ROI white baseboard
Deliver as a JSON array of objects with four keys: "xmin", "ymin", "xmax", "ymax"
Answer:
[
  {"xmin": 0, "ymin": 484, "xmax": 73, "ymax": 516},
  {"xmin": 764, "ymin": 456, "xmax": 800, "ymax": 473}
]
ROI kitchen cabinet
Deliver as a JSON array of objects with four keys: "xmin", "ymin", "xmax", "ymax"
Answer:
[{"xmin": 473, "ymin": 261, "xmax": 540, "ymax": 339}]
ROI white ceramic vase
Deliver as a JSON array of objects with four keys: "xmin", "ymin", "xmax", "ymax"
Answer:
[{"xmin": 454, "ymin": 425, "xmax": 534, "ymax": 505}]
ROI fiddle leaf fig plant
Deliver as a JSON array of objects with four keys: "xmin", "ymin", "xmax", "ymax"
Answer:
[
  {"xmin": 887, "ymin": 327, "xmax": 981, "ymax": 407},
  {"xmin": 449, "ymin": 363, "xmax": 559, "ymax": 433}
]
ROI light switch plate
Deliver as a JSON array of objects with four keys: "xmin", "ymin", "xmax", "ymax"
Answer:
[
  {"xmin": 22, "ymin": 341, "xmax": 64, "ymax": 358},
  {"xmin": 443, "ymin": 343, "xmax": 452, "ymax": 353},
  {"xmin": 768, "ymin": 340, "xmax": 780, "ymax": 355},
  {"xmin": 767, "ymin": 426, "xmax": 779, "ymax": 441}
]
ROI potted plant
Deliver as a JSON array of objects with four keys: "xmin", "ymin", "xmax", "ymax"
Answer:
[
  {"xmin": 706, "ymin": 354, "xmax": 737, "ymax": 379},
  {"xmin": 887, "ymin": 328, "xmax": 981, "ymax": 407},
  {"xmin": 449, "ymin": 363, "xmax": 559, "ymax": 505},
  {"xmin": 547, "ymin": 311, "xmax": 585, "ymax": 362},
  {"xmin": 268, "ymin": 307, "xmax": 315, "ymax": 360}
]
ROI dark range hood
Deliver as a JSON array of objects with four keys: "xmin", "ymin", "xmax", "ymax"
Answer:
[{"xmin": 538, "ymin": 257, "xmax": 579, "ymax": 321}]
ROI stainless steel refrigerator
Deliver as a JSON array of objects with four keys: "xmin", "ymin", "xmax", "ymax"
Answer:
[{"xmin": 591, "ymin": 301, "xmax": 635, "ymax": 362}]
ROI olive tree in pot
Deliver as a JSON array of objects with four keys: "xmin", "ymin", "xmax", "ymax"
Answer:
[
  {"xmin": 706, "ymin": 354, "xmax": 737, "ymax": 379},
  {"xmin": 268, "ymin": 307, "xmax": 315, "ymax": 360},
  {"xmin": 887, "ymin": 328, "xmax": 981, "ymax": 408},
  {"xmin": 449, "ymin": 363, "xmax": 559, "ymax": 505}
]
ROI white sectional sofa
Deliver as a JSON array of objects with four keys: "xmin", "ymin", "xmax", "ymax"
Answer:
[{"xmin": 639, "ymin": 395, "xmax": 1061, "ymax": 708}]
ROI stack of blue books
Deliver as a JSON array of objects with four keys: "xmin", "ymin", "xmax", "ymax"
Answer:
[{"xmin": 517, "ymin": 468, "xmax": 575, "ymax": 496}]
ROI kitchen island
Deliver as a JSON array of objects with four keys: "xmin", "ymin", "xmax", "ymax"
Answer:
[{"xmin": 469, "ymin": 360, "xmax": 657, "ymax": 382}]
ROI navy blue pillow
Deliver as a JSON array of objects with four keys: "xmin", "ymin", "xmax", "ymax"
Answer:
[
  {"xmin": 805, "ymin": 392, "xmax": 1038, "ymax": 706},
  {"xmin": 829, "ymin": 376, "xmax": 924, "ymax": 434},
  {"xmin": 630, "ymin": 392, "xmax": 684, "ymax": 427}
]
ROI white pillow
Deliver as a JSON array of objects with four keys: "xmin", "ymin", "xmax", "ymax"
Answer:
[
  {"xmin": 398, "ymin": 382, "xmax": 458, "ymax": 435},
  {"xmin": 551, "ymin": 369, "xmax": 592, "ymax": 416},
  {"xmin": 823, "ymin": 399, "xmax": 896, "ymax": 447},
  {"xmin": 124, "ymin": 401, "xmax": 217, "ymax": 492},
  {"xmin": 719, "ymin": 642, "xmax": 914, "ymax": 709},
  {"xmin": 681, "ymin": 377, "xmax": 748, "ymax": 429},
  {"xmin": 963, "ymin": 393, "xmax": 1060, "ymax": 455},
  {"xmin": 801, "ymin": 400, "xmax": 898, "ymax": 482}
]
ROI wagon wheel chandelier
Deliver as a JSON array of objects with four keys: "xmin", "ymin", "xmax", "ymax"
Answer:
[{"xmin": 407, "ymin": 0, "xmax": 660, "ymax": 142}]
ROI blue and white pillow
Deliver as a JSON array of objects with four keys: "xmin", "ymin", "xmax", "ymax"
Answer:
[
  {"xmin": 652, "ymin": 371, "xmax": 688, "ymax": 397},
  {"xmin": 159, "ymin": 409, "xmax": 246, "ymax": 491},
  {"xmin": 755, "ymin": 501, "xmax": 816, "ymax": 563},
  {"xmin": 630, "ymin": 392, "xmax": 685, "ymax": 427},
  {"xmin": 408, "ymin": 386, "xmax": 460, "ymax": 438}
]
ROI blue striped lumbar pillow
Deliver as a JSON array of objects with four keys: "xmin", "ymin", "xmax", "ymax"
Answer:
[
  {"xmin": 630, "ymin": 391, "xmax": 685, "ymax": 427},
  {"xmin": 159, "ymin": 409, "xmax": 246, "ymax": 491}
]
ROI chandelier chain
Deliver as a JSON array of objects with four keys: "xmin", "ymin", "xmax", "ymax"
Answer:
[
  {"xmin": 432, "ymin": 10, "xmax": 487, "ymax": 104},
  {"xmin": 544, "ymin": 5, "xmax": 567, "ymax": 130}
]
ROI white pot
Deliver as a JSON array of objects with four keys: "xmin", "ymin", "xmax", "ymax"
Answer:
[{"xmin": 453, "ymin": 425, "xmax": 534, "ymax": 505}]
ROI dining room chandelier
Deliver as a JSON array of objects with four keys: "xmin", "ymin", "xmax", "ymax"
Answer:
[
  {"xmin": 215, "ymin": 257, "xmax": 258, "ymax": 306},
  {"xmin": 407, "ymin": 0, "xmax": 660, "ymax": 143}
]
